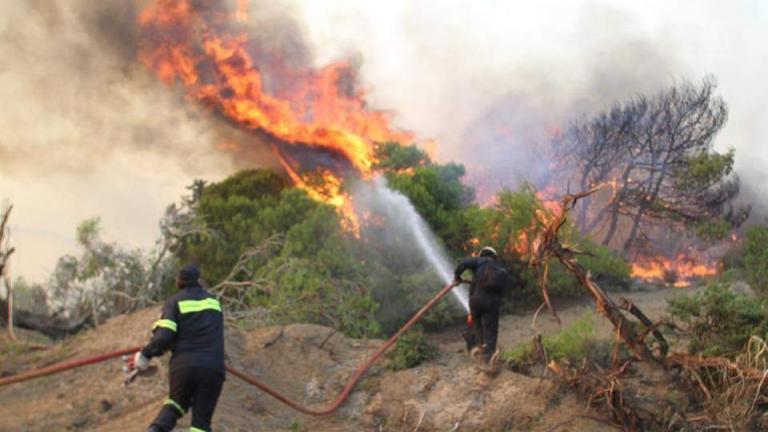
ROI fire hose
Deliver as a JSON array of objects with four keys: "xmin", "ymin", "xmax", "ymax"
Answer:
[{"xmin": 0, "ymin": 281, "xmax": 464, "ymax": 416}]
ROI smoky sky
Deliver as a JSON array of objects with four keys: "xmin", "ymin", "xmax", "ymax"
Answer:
[
  {"xmin": 299, "ymin": 1, "xmax": 765, "ymax": 206},
  {"xmin": 1, "ymin": 0, "xmax": 766, "ymax": 281}
]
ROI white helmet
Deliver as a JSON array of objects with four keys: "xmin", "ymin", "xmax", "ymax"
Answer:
[{"xmin": 479, "ymin": 246, "xmax": 498, "ymax": 258}]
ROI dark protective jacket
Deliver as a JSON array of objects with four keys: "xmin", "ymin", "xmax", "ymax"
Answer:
[
  {"xmin": 454, "ymin": 256, "xmax": 508, "ymax": 297},
  {"xmin": 141, "ymin": 285, "xmax": 225, "ymax": 376}
]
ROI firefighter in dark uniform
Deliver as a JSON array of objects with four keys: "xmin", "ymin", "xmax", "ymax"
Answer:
[
  {"xmin": 454, "ymin": 246, "xmax": 507, "ymax": 362},
  {"xmin": 131, "ymin": 264, "xmax": 225, "ymax": 432}
]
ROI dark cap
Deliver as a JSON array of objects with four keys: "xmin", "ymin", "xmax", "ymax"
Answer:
[{"xmin": 178, "ymin": 264, "xmax": 201, "ymax": 287}]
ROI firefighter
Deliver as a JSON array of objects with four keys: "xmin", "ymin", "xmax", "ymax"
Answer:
[
  {"xmin": 129, "ymin": 264, "xmax": 225, "ymax": 432},
  {"xmin": 454, "ymin": 246, "xmax": 507, "ymax": 362}
]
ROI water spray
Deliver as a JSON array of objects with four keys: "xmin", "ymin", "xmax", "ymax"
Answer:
[{"xmin": 356, "ymin": 176, "xmax": 470, "ymax": 312}]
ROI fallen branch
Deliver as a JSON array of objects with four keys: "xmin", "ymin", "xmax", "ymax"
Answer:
[
  {"xmin": 619, "ymin": 297, "xmax": 669, "ymax": 358},
  {"xmin": 530, "ymin": 184, "xmax": 654, "ymax": 361}
]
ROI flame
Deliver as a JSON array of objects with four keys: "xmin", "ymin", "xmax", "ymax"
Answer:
[
  {"xmin": 535, "ymin": 187, "xmax": 562, "ymax": 217},
  {"xmin": 138, "ymin": 0, "xmax": 411, "ymax": 230},
  {"xmin": 272, "ymin": 146, "xmax": 360, "ymax": 235},
  {"xmin": 630, "ymin": 255, "xmax": 718, "ymax": 287}
]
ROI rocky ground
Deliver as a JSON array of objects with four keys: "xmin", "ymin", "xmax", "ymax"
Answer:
[{"xmin": 0, "ymin": 285, "xmax": 693, "ymax": 432}]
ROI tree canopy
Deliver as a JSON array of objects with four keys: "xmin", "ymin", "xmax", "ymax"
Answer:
[{"xmin": 554, "ymin": 78, "xmax": 747, "ymax": 254}]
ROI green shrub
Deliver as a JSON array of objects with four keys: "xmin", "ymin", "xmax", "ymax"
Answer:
[
  {"xmin": 578, "ymin": 240, "xmax": 631, "ymax": 290},
  {"xmin": 543, "ymin": 312, "xmax": 596, "ymax": 361},
  {"xmin": 667, "ymin": 283, "xmax": 768, "ymax": 356},
  {"xmin": 744, "ymin": 226, "xmax": 768, "ymax": 296},
  {"xmin": 502, "ymin": 240, "xmax": 630, "ymax": 309},
  {"xmin": 720, "ymin": 243, "xmax": 745, "ymax": 274},
  {"xmin": 387, "ymin": 326, "xmax": 438, "ymax": 371},
  {"xmin": 502, "ymin": 312, "xmax": 598, "ymax": 364}
]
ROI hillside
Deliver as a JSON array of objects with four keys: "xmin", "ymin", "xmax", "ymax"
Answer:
[{"xmin": 0, "ymin": 286, "xmax": 695, "ymax": 432}]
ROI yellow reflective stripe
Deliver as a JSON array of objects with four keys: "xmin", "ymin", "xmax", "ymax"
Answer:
[
  {"xmin": 152, "ymin": 319, "xmax": 177, "ymax": 332},
  {"xmin": 189, "ymin": 428, "xmax": 207, "ymax": 432},
  {"xmin": 164, "ymin": 398, "xmax": 185, "ymax": 415},
  {"xmin": 178, "ymin": 298, "xmax": 221, "ymax": 314}
]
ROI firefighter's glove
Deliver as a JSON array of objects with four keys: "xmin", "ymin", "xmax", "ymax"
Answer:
[{"xmin": 132, "ymin": 351, "xmax": 150, "ymax": 372}]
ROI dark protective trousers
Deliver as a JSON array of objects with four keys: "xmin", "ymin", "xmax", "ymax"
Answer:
[
  {"xmin": 469, "ymin": 294, "xmax": 501, "ymax": 361},
  {"xmin": 150, "ymin": 367, "xmax": 224, "ymax": 432}
]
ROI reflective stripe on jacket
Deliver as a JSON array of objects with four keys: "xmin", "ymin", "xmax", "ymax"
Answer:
[{"xmin": 141, "ymin": 285, "xmax": 225, "ymax": 375}]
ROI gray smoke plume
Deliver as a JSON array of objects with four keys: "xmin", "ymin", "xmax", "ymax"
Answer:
[
  {"xmin": 2, "ymin": 0, "xmax": 766, "ymax": 282},
  {"xmin": 0, "ymin": 0, "xmax": 292, "ymax": 176}
]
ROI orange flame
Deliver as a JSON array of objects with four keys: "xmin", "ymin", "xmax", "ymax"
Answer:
[
  {"xmin": 630, "ymin": 255, "xmax": 718, "ymax": 287},
  {"xmin": 138, "ymin": 0, "xmax": 411, "ymax": 230}
]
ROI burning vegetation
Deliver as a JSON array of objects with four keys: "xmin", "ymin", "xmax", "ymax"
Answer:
[
  {"xmin": 137, "ymin": 0, "xmax": 413, "ymax": 235},
  {"xmin": 133, "ymin": 0, "xmax": 744, "ymax": 291},
  {"xmin": 630, "ymin": 254, "xmax": 719, "ymax": 287},
  {"xmin": 4, "ymin": 1, "xmax": 768, "ymax": 430}
]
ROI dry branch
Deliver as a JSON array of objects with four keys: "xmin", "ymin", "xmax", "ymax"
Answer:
[
  {"xmin": 533, "ymin": 186, "xmax": 768, "ymax": 430},
  {"xmin": 530, "ymin": 184, "xmax": 654, "ymax": 361},
  {"xmin": 619, "ymin": 297, "xmax": 669, "ymax": 359}
]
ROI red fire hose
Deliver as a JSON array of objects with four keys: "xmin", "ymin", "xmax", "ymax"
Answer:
[
  {"xmin": 0, "ymin": 346, "xmax": 142, "ymax": 387},
  {"xmin": 0, "ymin": 281, "xmax": 462, "ymax": 416}
]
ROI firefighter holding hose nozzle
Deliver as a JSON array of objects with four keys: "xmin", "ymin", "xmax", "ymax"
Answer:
[
  {"xmin": 454, "ymin": 246, "xmax": 508, "ymax": 364},
  {"xmin": 126, "ymin": 264, "xmax": 226, "ymax": 432}
]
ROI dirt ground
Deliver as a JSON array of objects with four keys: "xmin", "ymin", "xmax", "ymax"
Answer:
[
  {"xmin": 0, "ymin": 285, "xmax": 692, "ymax": 432},
  {"xmin": 436, "ymin": 284, "xmax": 699, "ymax": 355}
]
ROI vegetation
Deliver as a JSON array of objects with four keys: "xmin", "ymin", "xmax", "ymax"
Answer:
[
  {"xmin": 554, "ymin": 78, "xmax": 747, "ymax": 253},
  {"xmin": 10, "ymin": 140, "xmax": 636, "ymax": 338},
  {"xmin": 743, "ymin": 226, "xmax": 768, "ymax": 296},
  {"xmin": 9, "ymin": 277, "xmax": 48, "ymax": 316},
  {"xmin": 173, "ymin": 170, "xmax": 382, "ymax": 338},
  {"xmin": 667, "ymin": 283, "xmax": 768, "ymax": 356},
  {"xmin": 47, "ymin": 217, "xmax": 174, "ymax": 325},
  {"xmin": 386, "ymin": 325, "xmax": 438, "ymax": 371},
  {"xmin": 502, "ymin": 312, "xmax": 609, "ymax": 366}
]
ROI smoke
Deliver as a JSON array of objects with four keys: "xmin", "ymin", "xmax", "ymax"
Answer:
[
  {"xmin": 361, "ymin": 2, "xmax": 687, "ymax": 196},
  {"xmin": 0, "ymin": 0, "xmax": 235, "ymax": 280},
  {"xmin": 0, "ymin": 0, "xmax": 293, "ymax": 175},
  {"xmin": 351, "ymin": 176, "xmax": 469, "ymax": 311},
  {"xmin": 300, "ymin": 1, "xmax": 766, "ymax": 207},
  {"xmin": 3, "ymin": 0, "xmax": 767, "ymax": 281}
]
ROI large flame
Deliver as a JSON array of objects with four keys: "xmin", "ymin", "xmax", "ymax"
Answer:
[
  {"xmin": 630, "ymin": 255, "xmax": 719, "ymax": 287},
  {"xmin": 138, "ymin": 0, "xmax": 410, "ymax": 231}
]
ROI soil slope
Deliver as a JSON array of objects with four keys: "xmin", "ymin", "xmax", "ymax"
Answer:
[{"xmin": 0, "ymin": 286, "xmax": 686, "ymax": 431}]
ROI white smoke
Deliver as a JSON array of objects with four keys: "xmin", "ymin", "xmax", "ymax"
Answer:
[
  {"xmin": 352, "ymin": 176, "xmax": 470, "ymax": 311},
  {"xmin": 300, "ymin": 0, "xmax": 768, "ymax": 206}
]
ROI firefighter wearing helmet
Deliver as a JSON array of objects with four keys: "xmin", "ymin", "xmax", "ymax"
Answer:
[
  {"xmin": 454, "ymin": 246, "xmax": 508, "ymax": 362},
  {"xmin": 127, "ymin": 264, "xmax": 226, "ymax": 432}
]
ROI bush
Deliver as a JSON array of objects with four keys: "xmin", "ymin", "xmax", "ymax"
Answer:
[
  {"xmin": 744, "ymin": 226, "xmax": 768, "ymax": 296},
  {"xmin": 667, "ymin": 283, "xmax": 768, "ymax": 356},
  {"xmin": 475, "ymin": 186, "xmax": 631, "ymax": 305},
  {"xmin": 10, "ymin": 277, "xmax": 49, "ymax": 315},
  {"xmin": 544, "ymin": 312, "xmax": 596, "ymax": 360},
  {"xmin": 387, "ymin": 326, "xmax": 438, "ymax": 371},
  {"xmin": 578, "ymin": 240, "xmax": 631, "ymax": 290},
  {"xmin": 503, "ymin": 312, "xmax": 602, "ymax": 365}
]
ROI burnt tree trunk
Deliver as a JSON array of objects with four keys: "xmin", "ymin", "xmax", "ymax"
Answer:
[
  {"xmin": 0, "ymin": 297, "xmax": 90, "ymax": 339},
  {"xmin": 601, "ymin": 163, "xmax": 635, "ymax": 247}
]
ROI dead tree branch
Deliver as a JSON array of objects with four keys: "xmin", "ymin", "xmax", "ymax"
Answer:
[
  {"xmin": 620, "ymin": 297, "xmax": 669, "ymax": 359},
  {"xmin": 530, "ymin": 183, "xmax": 655, "ymax": 361}
]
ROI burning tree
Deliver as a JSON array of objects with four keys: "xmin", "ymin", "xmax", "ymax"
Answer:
[{"xmin": 554, "ymin": 78, "xmax": 747, "ymax": 254}]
